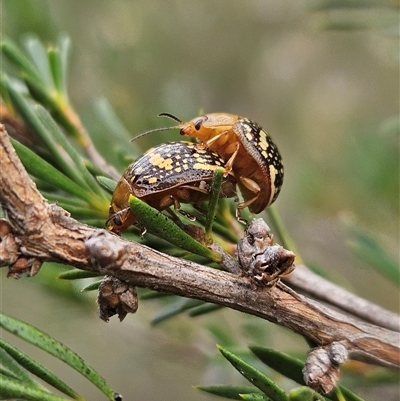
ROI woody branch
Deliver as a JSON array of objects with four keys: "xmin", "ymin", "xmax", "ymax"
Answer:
[{"xmin": 0, "ymin": 125, "xmax": 399, "ymax": 375}]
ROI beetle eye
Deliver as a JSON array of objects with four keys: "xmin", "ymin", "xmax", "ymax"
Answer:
[
  {"xmin": 112, "ymin": 214, "xmax": 122, "ymax": 226},
  {"xmin": 194, "ymin": 119, "xmax": 203, "ymax": 130}
]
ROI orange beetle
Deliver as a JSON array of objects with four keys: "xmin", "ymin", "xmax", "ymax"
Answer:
[{"xmin": 157, "ymin": 113, "xmax": 284, "ymax": 216}]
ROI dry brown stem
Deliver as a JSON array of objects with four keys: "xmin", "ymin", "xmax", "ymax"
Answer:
[{"xmin": 0, "ymin": 124, "xmax": 399, "ymax": 374}]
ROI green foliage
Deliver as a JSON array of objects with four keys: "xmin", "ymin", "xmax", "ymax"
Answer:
[
  {"xmin": 10, "ymin": 137, "xmax": 95, "ymax": 203},
  {"xmin": 128, "ymin": 195, "xmax": 223, "ymax": 262},
  {"xmin": 198, "ymin": 346, "xmax": 367, "ymax": 401},
  {"xmin": 310, "ymin": 0, "xmax": 399, "ymax": 31},
  {"xmin": 196, "ymin": 385, "xmax": 264, "ymax": 400},
  {"xmin": 151, "ymin": 298, "xmax": 207, "ymax": 325},
  {"xmin": 56, "ymin": 269, "xmax": 102, "ymax": 280},
  {"xmin": 345, "ymin": 218, "xmax": 399, "ymax": 286},
  {"xmin": 0, "ymin": 36, "xmax": 109, "ymax": 221},
  {"xmin": 2, "ymin": 34, "xmax": 85, "ymax": 144},
  {"xmin": 217, "ymin": 345, "xmax": 289, "ymax": 401},
  {"xmin": 249, "ymin": 347, "xmax": 364, "ymax": 401},
  {"xmin": 0, "ymin": 313, "xmax": 119, "ymax": 400},
  {"xmin": 205, "ymin": 167, "xmax": 227, "ymax": 244}
]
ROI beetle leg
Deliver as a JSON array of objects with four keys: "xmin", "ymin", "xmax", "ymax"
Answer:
[
  {"xmin": 160, "ymin": 193, "xmax": 198, "ymax": 220},
  {"xmin": 140, "ymin": 225, "xmax": 147, "ymax": 238},
  {"xmin": 224, "ymin": 142, "xmax": 240, "ymax": 175},
  {"xmin": 235, "ymin": 208, "xmax": 247, "ymax": 225},
  {"xmin": 173, "ymin": 197, "xmax": 181, "ymax": 210},
  {"xmin": 178, "ymin": 209, "xmax": 197, "ymax": 221},
  {"xmin": 180, "ymin": 184, "xmax": 210, "ymax": 195},
  {"xmin": 192, "ymin": 202, "xmax": 207, "ymax": 214},
  {"xmin": 158, "ymin": 195, "xmax": 176, "ymax": 210},
  {"xmin": 236, "ymin": 176, "xmax": 261, "ymax": 214},
  {"xmin": 203, "ymin": 130, "xmax": 229, "ymax": 147}
]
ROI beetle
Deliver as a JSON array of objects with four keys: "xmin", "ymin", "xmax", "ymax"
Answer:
[
  {"xmin": 138, "ymin": 113, "xmax": 284, "ymax": 218},
  {"xmin": 107, "ymin": 141, "xmax": 237, "ymax": 235}
]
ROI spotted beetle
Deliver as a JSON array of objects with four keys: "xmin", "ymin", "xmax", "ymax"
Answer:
[
  {"xmin": 107, "ymin": 141, "xmax": 237, "ymax": 235},
  {"xmin": 138, "ymin": 113, "xmax": 284, "ymax": 218}
]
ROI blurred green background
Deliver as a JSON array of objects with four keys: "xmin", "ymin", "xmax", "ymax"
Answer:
[{"xmin": 1, "ymin": 1, "xmax": 399, "ymax": 400}]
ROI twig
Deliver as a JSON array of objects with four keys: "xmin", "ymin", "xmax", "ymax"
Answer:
[
  {"xmin": 0, "ymin": 124, "xmax": 399, "ymax": 372},
  {"xmin": 285, "ymin": 265, "xmax": 400, "ymax": 332}
]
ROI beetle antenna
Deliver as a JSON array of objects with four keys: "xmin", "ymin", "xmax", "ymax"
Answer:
[
  {"xmin": 130, "ymin": 126, "xmax": 180, "ymax": 142},
  {"xmin": 130, "ymin": 113, "xmax": 184, "ymax": 143},
  {"xmin": 158, "ymin": 112, "xmax": 184, "ymax": 123}
]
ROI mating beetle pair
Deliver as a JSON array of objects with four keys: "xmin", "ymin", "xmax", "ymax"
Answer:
[{"xmin": 106, "ymin": 112, "xmax": 284, "ymax": 235}]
